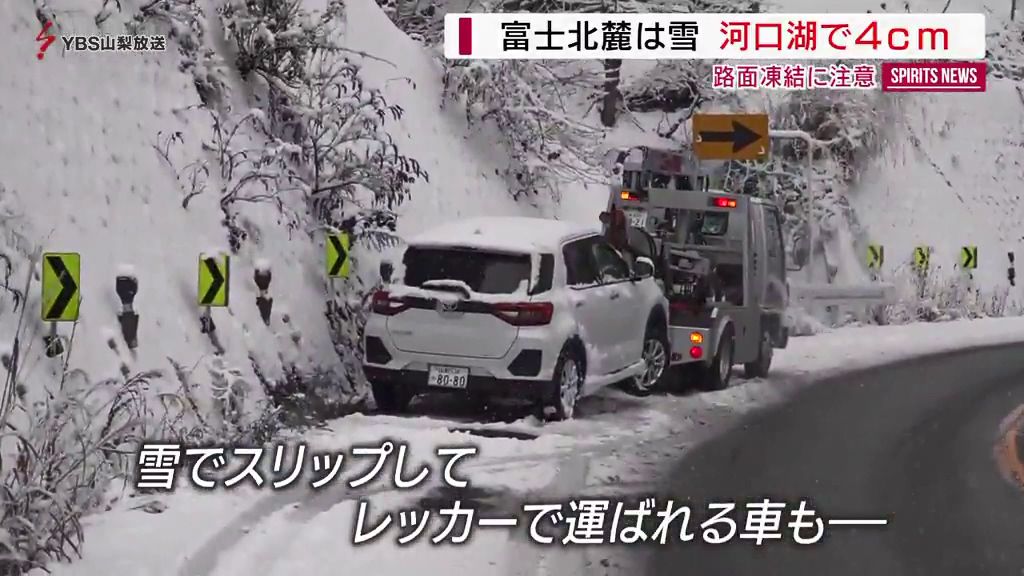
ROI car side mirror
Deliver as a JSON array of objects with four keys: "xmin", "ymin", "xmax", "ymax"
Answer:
[
  {"xmin": 634, "ymin": 256, "xmax": 655, "ymax": 279},
  {"xmin": 379, "ymin": 260, "xmax": 393, "ymax": 283}
]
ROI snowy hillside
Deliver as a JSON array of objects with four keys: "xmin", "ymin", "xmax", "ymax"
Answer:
[
  {"xmin": 849, "ymin": 83, "xmax": 1024, "ymax": 295},
  {"xmin": 0, "ymin": 0, "xmax": 545, "ymax": 565}
]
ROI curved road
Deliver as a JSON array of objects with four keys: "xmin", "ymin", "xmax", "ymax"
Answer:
[{"xmin": 646, "ymin": 343, "xmax": 1024, "ymax": 576}]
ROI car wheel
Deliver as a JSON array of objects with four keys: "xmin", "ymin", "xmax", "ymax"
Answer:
[
  {"xmin": 743, "ymin": 328, "xmax": 773, "ymax": 379},
  {"xmin": 371, "ymin": 381, "xmax": 414, "ymax": 414},
  {"xmin": 547, "ymin": 347, "xmax": 583, "ymax": 421},
  {"xmin": 698, "ymin": 326, "xmax": 734, "ymax": 391},
  {"xmin": 627, "ymin": 321, "xmax": 669, "ymax": 397}
]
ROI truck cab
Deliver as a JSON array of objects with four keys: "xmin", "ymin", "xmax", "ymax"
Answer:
[{"xmin": 602, "ymin": 146, "xmax": 789, "ymax": 390}]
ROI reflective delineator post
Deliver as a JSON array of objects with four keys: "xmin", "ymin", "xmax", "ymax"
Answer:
[
  {"xmin": 254, "ymin": 263, "xmax": 272, "ymax": 326},
  {"xmin": 116, "ymin": 273, "xmax": 139, "ymax": 349}
]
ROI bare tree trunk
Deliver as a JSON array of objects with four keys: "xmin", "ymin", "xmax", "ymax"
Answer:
[{"xmin": 599, "ymin": 59, "xmax": 622, "ymax": 127}]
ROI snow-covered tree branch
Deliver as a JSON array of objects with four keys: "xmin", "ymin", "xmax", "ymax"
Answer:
[{"xmin": 444, "ymin": 59, "xmax": 607, "ymax": 200}]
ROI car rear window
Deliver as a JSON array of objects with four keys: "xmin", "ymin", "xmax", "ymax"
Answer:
[{"xmin": 403, "ymin": 247, "xmax": 532, "ymax": 294}]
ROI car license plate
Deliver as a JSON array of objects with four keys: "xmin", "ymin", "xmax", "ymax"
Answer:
[
  {"xmin": 427, "ymin": 365, "xmax": 469, "ymax": 389},
  {"xmin": 624, "ymin": 209, "xmax": 648, "ymax": 228}
]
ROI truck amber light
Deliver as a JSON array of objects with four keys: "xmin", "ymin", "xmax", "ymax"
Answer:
[
  {"xmin": 689, "ymin": 331, "xmax": 703, "ymax": 344},
  {"xmin": 689, "ymin": 346, "xmax": 702, "ymax": 359}
]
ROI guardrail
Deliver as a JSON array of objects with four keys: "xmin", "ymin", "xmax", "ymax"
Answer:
[{"xmin": 788, "ymin": 282, "xmax": 897, "ymax": 306}]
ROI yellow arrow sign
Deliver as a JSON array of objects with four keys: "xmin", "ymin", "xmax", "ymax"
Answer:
[
  {"xmin": 960, "ymin": 245, "xmax": 978, "ymax": 269},
  {"xmin": 41, "ymin": 252, "xmax": 80, "ymax": 322},
  {"xmin": 198, "ymin": 253, "xmax": 230, "ymax": 307},
  {"xmin": 867, "ymin": 244, "xmax": 884, "ymax": 269},
  {"xmin": 326, "ymin": 232, "xmax": 351, "ymax": 279},
  {"xmin": 692, "ymin": 113, "xmax": 770, "ymax": 161},
  {"xmin": 913, "ymin": 246, "xmax": 930, "ymax": 271}
]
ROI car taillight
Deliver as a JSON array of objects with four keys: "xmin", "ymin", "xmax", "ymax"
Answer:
[
  {"xmin": 620, "ymin": 190, "xmax": 640, "ymax": 201},
  {"xmin": 371, "ymin": 290, "xmax": 408, "ymax": 316},
  {"xmin": 491, "ymin": 302, "xmax": 554, "ymax": 326}
]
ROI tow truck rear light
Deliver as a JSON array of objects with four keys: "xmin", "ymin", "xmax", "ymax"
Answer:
[
  {"xmin": 670, "ymin": 300, "xmax": 701, "ymax": 314},
  {"xmin": 371, "ymin": 290, "xmax": 409, "ymax": 316},
  {"xmin": 712, "ymin": 197, "xmax": 737, "ymax": 208},
  {"xmin": 491, "ymin": 302, "xmax": 554, "ymax": 326},
  {"xmin": 689, "ymin": 332, "xmax": 703, "ymax": 344},
  {"xmin": 620, "ymin": 190, "xmax": 641, "ymax": 201},
  {"xmin": 689, "ymin": 346, "xmax": 703, "ymax": 359}
]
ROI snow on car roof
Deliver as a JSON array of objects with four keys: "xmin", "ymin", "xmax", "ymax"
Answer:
[{"xmin": 406, "ymin": 216, "xmax": 599, "ymax": 253}]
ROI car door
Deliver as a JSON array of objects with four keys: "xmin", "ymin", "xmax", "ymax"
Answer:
[
  {"xmin": 562, "ymin": 236, "xmax": 614, "ymax": 379},
  {"xmin": 590, "ymin": 238, "xmax": 647, "ymax": 373}
]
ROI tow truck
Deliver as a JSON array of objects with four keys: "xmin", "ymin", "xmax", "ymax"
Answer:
[{"xmin": 602, "ymin": 146, "xmax": 790, "ymax": 391}]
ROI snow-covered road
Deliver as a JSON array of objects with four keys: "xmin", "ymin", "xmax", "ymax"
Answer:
[{"xmin": 41, "ymin": 317, "xmax": 1024, "ymax": 576}]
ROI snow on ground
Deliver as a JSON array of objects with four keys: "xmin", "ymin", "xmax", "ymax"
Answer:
[{"xmin": 46, "ymin": 316, "xmax": 1024, "ymax": 576}]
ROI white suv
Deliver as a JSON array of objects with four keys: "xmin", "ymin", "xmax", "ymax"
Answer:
[{"xmin": 362, "ymin": 216, "xmax": 670, "ymax": 420}]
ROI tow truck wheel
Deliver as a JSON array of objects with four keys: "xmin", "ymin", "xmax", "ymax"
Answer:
[
  {"xmin": 744, "ymin": 329, "xmax": 773, "ymax": 379},
  {"xmin": 698, "ymin": 326, "xmax": 734, "ymax": 391},
  {"xmin": 627, "ymin": 320, "xmax": 669, "ymax": 397}
]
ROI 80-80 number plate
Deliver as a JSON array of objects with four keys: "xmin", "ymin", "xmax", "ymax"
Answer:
[{"xmin": 427, "ymin": 365, "xmax": 469, "ymax": 389}]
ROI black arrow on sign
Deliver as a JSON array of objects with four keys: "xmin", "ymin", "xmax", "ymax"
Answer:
[
  {"xmin": 962, "ymin": 247, "xmax": 976, "ymax": 269},
  {"xmin": 869, "ymin": 245, "xmax": 884, "ymax": 267},
  {"xmin": 46, "ymin": 255, "xmax": 77, "ymax": 320},
  {"xmin": 202, "ymin": 257, "xmax": 224, "ymax": 305},
  {"xmin": 699, "ymin": 121, "xmax": 762, "ymax": 154},
  {"xmin": 329, "ymin": 235, "xmax": 347, "ymax": 276}
]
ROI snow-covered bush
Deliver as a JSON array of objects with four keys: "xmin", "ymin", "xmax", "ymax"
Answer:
[
  {"xmin": 156, "ymin": 109, "xmax": 304, "ymax": 251},
  {"xmin": 373, "ymin": 0, "xmax": 444, "ymax": 44},
  {"xmin": 443, "ymin": 60, "xmax": 607, "ymax": 200},
  {"xmin": 123, "ymin": 0, "xmax": 229, "ymax": 107},
  {"xmin": 220, "ymin": 0, "xmax": 345, "ymax": 91},
  {"xmin": 0, "ymin": 261, "xmax": 165, "ymax": 573},
  {"xmin": 288, "ymin": 54, "xmax": 427, "ymax": 224},
  {"xmin": 164, "ymin": 356, "xmax": 281, "ymax": 445},
  {"xmin": 870, "ymin": 266, "xmax": 1022, "ymax": 324},
  {"xmin": 0, "ymin": 368, "xmax": 156, "ymax": 574}
]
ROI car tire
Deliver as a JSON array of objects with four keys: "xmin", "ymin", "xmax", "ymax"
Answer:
[
  {"xmin": 743, "ymin": 328, "xmax": 773, "ymax": 379},
  {"xmin": 626, "ymin": 319, "xmax": 669, "ymax": 397},
  {"xmin": 698, "ymin": 325, "xmax": 734, "ymax": 391},
  {"xmin": 546, "ymin": 346, "xmax": 584, "ymax": 421},
  {"xmin": 371, "ymin": 381, "xmax": 414, "ymax": 414}
]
